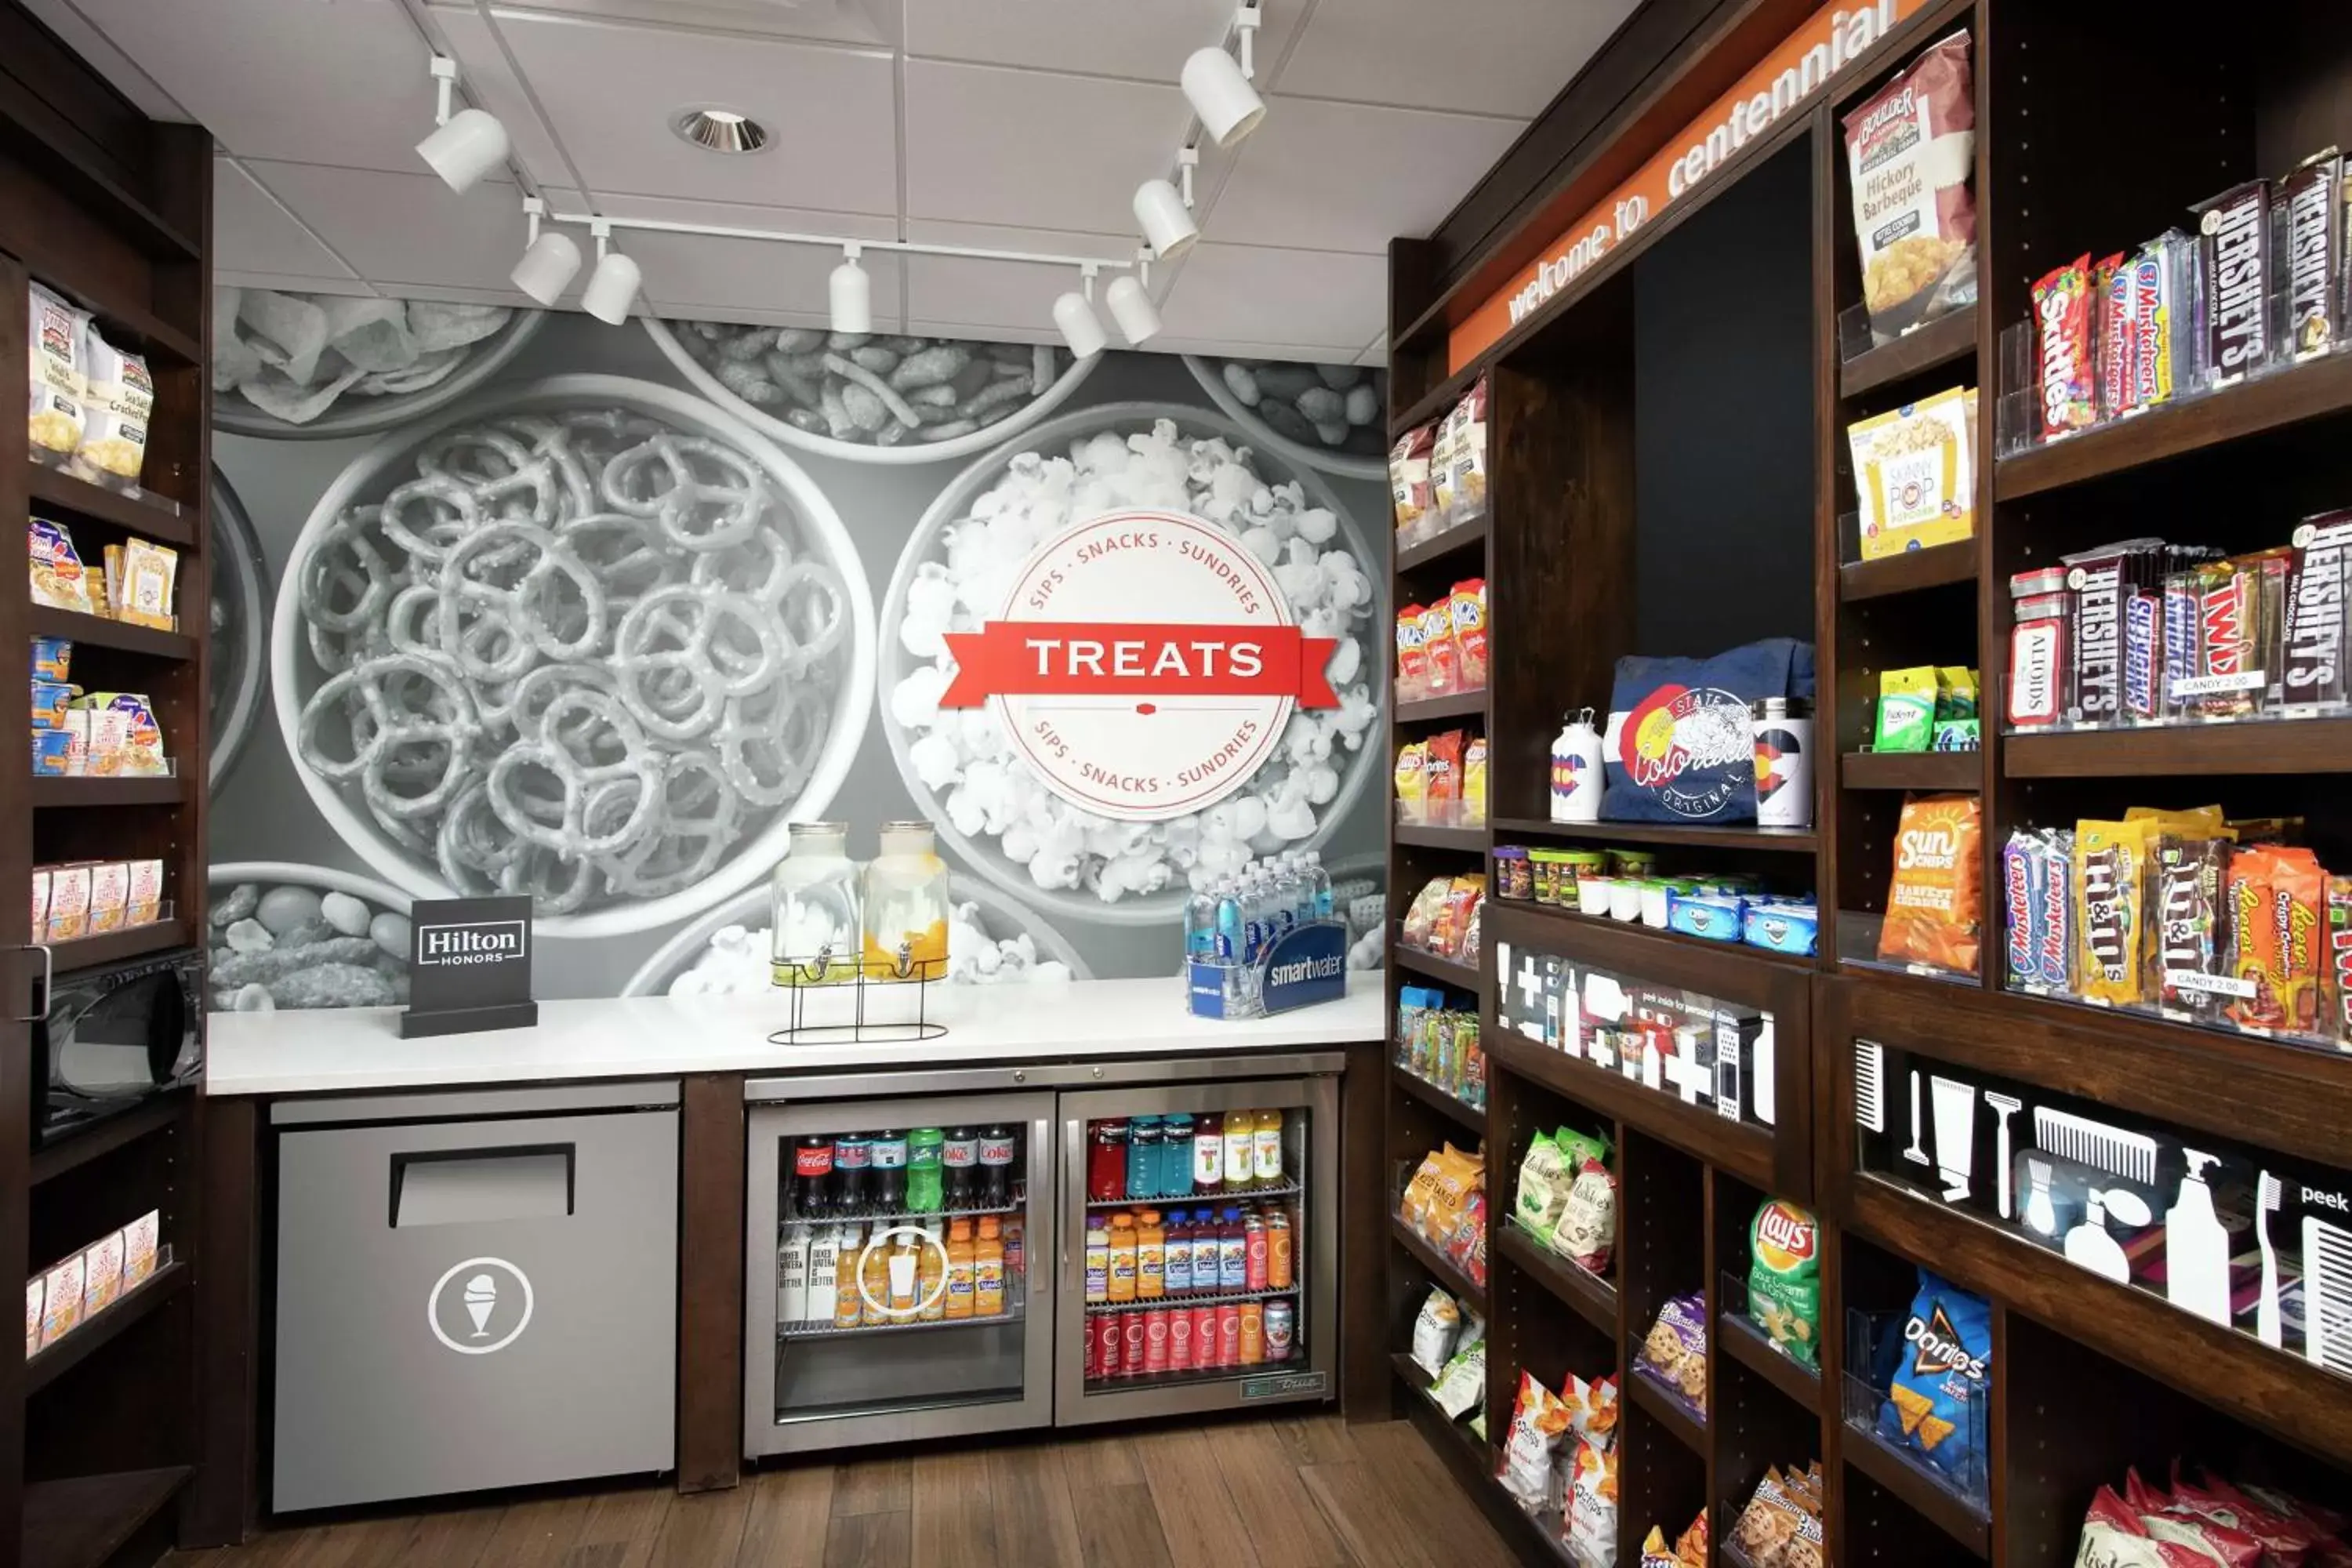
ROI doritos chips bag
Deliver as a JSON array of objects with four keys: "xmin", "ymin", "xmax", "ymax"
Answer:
[
  {"xmin": 1875, "ymin": 1269, "xmax": 1990, "ymax": 1492},
  {"xmin": 1878, "ymin": 795, "xmax": 1984, "ymax": 973}
]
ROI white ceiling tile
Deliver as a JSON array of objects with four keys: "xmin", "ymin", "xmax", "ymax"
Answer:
[
  {"xmin": 596, "ymin": 195, "xmax": 902, "ymax": 325},
  {"xmin": 430, "ymin": 8, "xmax": 579, "ymax": 188},
  {"xmin": 214, "ymin": 158, "xmax": 361, "ymax": 280},
  {"xmin": 478, "ymin": 10, "xmax": 898, "ymax": 212},
  {"xmin": 905, "ymin": 0, "xmax": 1298, "ymax": 81},
  {"xmin": 1205, "ymin": 97, "xmax": 1523, "ymax": 254},
  {"xmin": 241, "ymin": 160, "xmax": 534, "ymax": 293},
  {"xmin": 900, "ymin": 318, "xmax": 1060, "ymax": 347},
  {"xmin": 70, "ymin": 0, "xmax": 461, "ymax": 176},
  {"xmin": 466, "ymin": 0, "xmax": 897, "ymax": 46},
  {"xmin": 1272, "ymin": 0, "xmax": 1639, "ymax": 118},
  {"xmin": 902, "ymin": 218, "xmax": 1144, "ymax": 332},
  {"xmin": 1156, "ymin": 242, "xmax": 1385, "ymax": 351},
  {"xmin": 904, "ymin": 60, "xmax": 1189, "ymax": 234}
]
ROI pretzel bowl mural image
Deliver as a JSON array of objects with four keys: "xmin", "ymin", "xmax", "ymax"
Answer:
[{"xmin": 210, "ymin": 308, "xmax": 1388, "ymax": 998}]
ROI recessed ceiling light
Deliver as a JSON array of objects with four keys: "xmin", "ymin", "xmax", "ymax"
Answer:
[{"xmin": 672, "ymin": 107, "xmax": 770, "ymax": 154}]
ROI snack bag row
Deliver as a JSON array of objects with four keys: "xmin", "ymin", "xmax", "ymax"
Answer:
[
  {"xmin": 1399, "ymin": 1142, "xmax": 1486, "ymax": 1286},
  {"xmin": 32, "ymin": 858, "xmax": 164, "ymax": 942},
  {"xmin": 27, "ymin": 281, "xmax": 155, "ymax": 488},
  {"xmin": 1399, "ymin": 873, "xmax": 1485, "ymax": 963},
  {"xmin": 1396, "ymin": 578, "xmax": 1487, "ymax": 700},
  {"xmin": 28, "ymin": 1210, "xmax": 159, "ymax": 1356},
  {"xmin": 1511, "ymin": 1126, "xmax": 1615, "ymax": 1275},
  {"xmin": 1389, "ymin": 375, "xmax": 1489, "ymax": 544},
  {"xmin": 2073, "ymin": 1462, "xmax": 2352, "ymax": 1568},
  {"xmin": 33, "ymin": 691, "xmax": 169, "ymax": 779},
  {"xmin": 1395, "ymin": 730, "xmax": 1486, "ymax": 828},
  {"xmin": 1727, "ymin": 1463, "xmax": 1825, "ymax": 1568},
  {"xmin": 28, "ymin": 517, "xmax": 180, "ymax": 630}
]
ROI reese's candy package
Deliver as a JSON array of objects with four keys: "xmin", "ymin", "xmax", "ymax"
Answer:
[
  {"xmin": 1748, "ymin": 1199, "xmax": 1820, "ymax": 1367},
  {"xmin": 2076, "ymin": 820, "xmax": 2154, "ymax": 1006},
  {"xmin": 2226, "ymin": 845, "xmax": 2326, "ymax": 1036},
  {"xmin": 1877, "ymin": 1269, "xmax": 1990, "ymax": 1491},
  {"xmin": 1878, "ymin": 795, "xmax": 1983, "ymax": 974}
]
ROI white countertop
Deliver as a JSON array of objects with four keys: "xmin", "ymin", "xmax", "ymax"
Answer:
[{"xmin": 204, "ymin": 974, "xmax": 1386, "ymax": 1098}]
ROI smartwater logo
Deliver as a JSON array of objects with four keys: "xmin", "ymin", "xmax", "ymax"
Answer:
[
  {"xmin": 416, "ymin": 920, "xmax": 528, "ymax": 967},
  {"xmin": 1267, "ymin": 954, "xmax": 1343, "ymax": 986}
]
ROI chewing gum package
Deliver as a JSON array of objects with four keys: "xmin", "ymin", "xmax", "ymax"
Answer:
[
  {"xmin": 2075, "ymin": 820, "xmax": 2154, "ymax": 1006},
  {"xmin": 2227, "ymin": 845, "xmax": 2325, "ymax": 1036}
]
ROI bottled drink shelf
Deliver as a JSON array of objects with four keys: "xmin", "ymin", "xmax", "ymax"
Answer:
[
  {"xmin": 780, "ymin": 1196, "xmax": 1023, "ymax": 1229},
  {"xmin": 1083, "ymin": 1179, "xmax": 1301, "ymax": 1209},
  {"xmin": 779, "ymin": 1304, "xmax": 1025, "ymax": 1341},
  {"xmin": 1083, "ymin": 1284, "xmax": 1299, "ymax": 1314}
]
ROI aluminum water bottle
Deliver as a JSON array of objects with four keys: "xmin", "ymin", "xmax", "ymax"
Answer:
[
  {"xmin": 1752, "ymin": 695, "xmax": 1814, "ymax": 829},
  {"xmin": 1552, "ymin": 707, "xmax": 1603, "ymax": 822}
]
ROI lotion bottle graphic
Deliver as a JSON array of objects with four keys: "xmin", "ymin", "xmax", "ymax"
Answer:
[{"xmin": 462, "ymin": 1274, "xmax": 497, "ymax": 1338}]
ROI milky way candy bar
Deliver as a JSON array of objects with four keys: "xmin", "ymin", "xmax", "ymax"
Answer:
[
  {"xmin": 2194, "ymin": 180, "xmax": 2273, "ymax": 386},
  {"xmin": 2283, "ymin": 509, "xmax": 2352, "ymax": 710},
  {"xmin": 2283, "ymin": 150, "xmax": 2343, "ymax": 361}
]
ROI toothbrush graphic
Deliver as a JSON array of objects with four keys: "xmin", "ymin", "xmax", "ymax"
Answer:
[
  {"xmin": 1903, "ymin": 1071, "xmax": 1931, "ymax": 1167},
  {"xmin": 2257, "ymin": 1170, "xmax": 2284, "ymax": 1348}
]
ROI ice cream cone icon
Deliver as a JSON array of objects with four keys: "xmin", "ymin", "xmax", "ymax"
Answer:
[{"xmin": 463, "ymin": 1273, "xmax": 497, "ymax": 1338}]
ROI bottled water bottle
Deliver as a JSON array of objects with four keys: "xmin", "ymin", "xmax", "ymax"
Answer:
[
  {"xmin": 1214, "ymin": 879, "xmax": 1247, "ymax": 1014},
  {"xmin": 1269, "ymin": 859, "xmax": 1301, "ymax": 939},
  {"xmin": 1302, "ymin": 851, "xmax": 1335, "ymax": 922},
  {"xmin": 1184, "ymin": 884, "xmax": 1218, "ymax": 996}
]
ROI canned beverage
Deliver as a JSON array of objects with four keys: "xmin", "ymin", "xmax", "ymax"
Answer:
[
  {"xmin": 1216, "ymin": 1304, "xmax": 1242, "ymax": 1368},
  {"xmin": 1169, "ymin": 1306, "xmax": 1195, "ymax": 1371},
  {"xmin": 1265, "ymin": 1298, "xmax": 1294, "ymax": 1362},
  {"xmin": 1238, "ymin": 1301, "xmax": 1265, "ymax": 1364},
  {"xmin": 1144, "ymin": 1308, "xmax": 1171, "ymax": 1374},
  {"xmin": 1191, "ymin": 1306, "xmax": 1219, "ymax": 1368},
  {"xmin": 1091, "ymin": 1312, "xmax": 1123, "ymax": 1379},
  {"xmin": 1121, "ymin": 1312, "xmax": 1147, "ymax": 1376},
  {"xmin": 1267, "ymin": 1210, "xmax": 1294, "ymax": 1290},
  {"xmin": 1244, "ymin": 1211, "xmax": 1269, "ymax": 1291}
]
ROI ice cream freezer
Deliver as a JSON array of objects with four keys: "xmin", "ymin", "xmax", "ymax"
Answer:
[{"xmin": 742, "ymin": 1054, "xmax": 1342, "ymax": 1457}]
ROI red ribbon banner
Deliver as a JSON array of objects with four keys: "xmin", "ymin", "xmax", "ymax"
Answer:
[{"xmin": 938, "ymin": 621, "xmax": 1340, "ymax": 709}]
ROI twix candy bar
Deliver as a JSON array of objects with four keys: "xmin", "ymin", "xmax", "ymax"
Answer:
[{"xmin": 2283, "ymin": 509, "xmax": 2351, "ymax": 711}]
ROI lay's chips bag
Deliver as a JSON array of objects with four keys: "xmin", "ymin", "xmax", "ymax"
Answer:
[{"xmin": 1748, "ymin": 1199, "xmax": 1820, "ymax": 1367}]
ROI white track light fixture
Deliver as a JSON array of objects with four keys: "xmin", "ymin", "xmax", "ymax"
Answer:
[
  {"xmin": 1133, "ymin": 175, "xmax": 1197, "ymax": 260},
  {"xmin": 1181, "ymin": 5, "xmax": 1265, "ymax": 147},
  {"xmin": 510, "ymin": 199, "xmax": 583, "ymax": 305},
  {"xmin": 1106, "ymin": 260, "xmax": 1161, "ymax": 347},
  {"xmin": 829, "ymin": 245, "xmax": 873, "ymax": 335},
  {"xmin": 1054, "ymin": 268, "xmax": 1109, "ymax": 359},
  {"xmin": 416, "ymin": 56, "xmax": 510, "ymax": 193},
  {"xmin": 582, "ymin": 222, "xmax": 642, "ymax": 324}
]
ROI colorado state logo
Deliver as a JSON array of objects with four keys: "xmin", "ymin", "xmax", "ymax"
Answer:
[
  {"xmin": 940, "ymin": 510, "xmax": 1339, "ymax": 822},
  {"xmin": 1619, "ymin": 682, "xmax": 1752, "ymax": 818}
]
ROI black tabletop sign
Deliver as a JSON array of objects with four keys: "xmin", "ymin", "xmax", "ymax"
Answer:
[{"xmin": 399, "ymin": 895, "xmax": 539, "ymax": 1038}]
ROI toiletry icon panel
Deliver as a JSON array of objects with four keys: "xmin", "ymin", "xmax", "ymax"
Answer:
[{"xmin": 1852, "ymin": 1038, "xmax": 2352, "ymax": 1382}]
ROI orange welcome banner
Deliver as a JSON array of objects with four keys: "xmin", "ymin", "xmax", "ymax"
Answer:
[{"xmin": 1448, "ymin": 0, "xmax": 1928, "ymax": 371}]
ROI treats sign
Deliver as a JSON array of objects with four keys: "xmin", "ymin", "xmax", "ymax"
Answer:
[{"xmin": 940, "ymin": 510, "xmax": 1339, "ymax": 822}]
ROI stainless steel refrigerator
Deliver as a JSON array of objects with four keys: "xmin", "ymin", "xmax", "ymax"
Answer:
[{"xmin": 742, "ymin": 1054, "xmax": 1342, "ymax": 1457}]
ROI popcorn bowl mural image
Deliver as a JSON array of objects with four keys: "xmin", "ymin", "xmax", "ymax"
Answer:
[{"xmin": 880, "ymin": 404, "xmax": 1383, "ymax": 927}]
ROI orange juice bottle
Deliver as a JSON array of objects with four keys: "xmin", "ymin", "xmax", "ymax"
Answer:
[
  {"xmin": 862, "ymin": 1229, "xmax": 895, "ymax": 1324},
  {"xmin": 944, "ymin": 1218, "xmax": 975, "ymax": 1319},
  {"xmin": 1137, "ymin": 1209, "xmax": 1166, "ymax": 1299},
  {"xmin": 1108, "ymin": 1214, "xmax": 1138, "ymax": 1303},
  {"xmin": 833, "ymin": 1225, "xmax": 865, "ymax": 1328},
  {"xmin": 974, "ymin": 1217, "xmax": 1006, "ymax": 1317}
]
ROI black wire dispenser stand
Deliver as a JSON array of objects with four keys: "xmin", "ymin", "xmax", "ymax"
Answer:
[{"xmin": 768, "ymin": 948, "xmax": 950, "ymax": 1044}]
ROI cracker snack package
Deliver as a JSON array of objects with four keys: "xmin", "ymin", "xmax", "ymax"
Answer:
[
  {"xmin": 1878, "ymin": 795, "xmax": 1984, "ymax": 973},
  {"xmin": 74, "ymin": 333, "xmax": 151, "ymax": 487},
  {"xmin": 1876, "ymin": 1269, "xmax": 1990, "ymax": 1491},
  {"xmin": 2076, "ymin": 819, "xmax": 2155, "ymax": 1006},
  {"xmin": 27, "ymin": 281, "xmax": 88, "ymax": 462},
  {"xmin": 1748, "ymin": 1199, "xmax": 1822, "ymax": 1367},
  {"xmin": 1842, "ymin": 31, "xmax": 1978, "ymax": 343},
  {"xmin": 1390, "ymin": 423, "xmax": 1436, "ymax": 539}
]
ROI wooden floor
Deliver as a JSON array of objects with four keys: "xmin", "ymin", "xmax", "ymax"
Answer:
[{"xmin": 163, "ymin": 1415, "xmax": 1525, "ymax": 1568}]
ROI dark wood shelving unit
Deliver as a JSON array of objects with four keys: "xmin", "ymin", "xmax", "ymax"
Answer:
[
  {"xmin": 2003, "ymin": 718, "xmax": 2352, "ymax": 777},
  {"xmin": 1627, "ymin": 1367, "xmax": 1708, "ymax": 1454},
  {"xmin": 1841, "ymin": 1422, "xmax": 1991, "ymax": 1556},
  {"xmin": 1838, "ymin": 751, "xmax": 1981, "ymax": 792},
  {"xmin": 1389, "ymin": 1063, "xmax": 1484, "ymax": 1136},
  {"xmin": 1494, "ymin": 1220, "xmax": 1616, "ymax": 1336},
  {"xmin": 1392, "ymin": 945, "xmax": 1480, "ymax": 991},
  {"xmin": 1838, "ymin": 304, "xmax": 1979, "ymax": 400},
  {"xmin": 1393, "ymin": 822, "xmax": 1487, "ymax": 852},
  {"xmin": 1394, "ymin": 515, "xmax": 1487, "ymax": 573},
  {"xmin": 1488, "ymin": 816, "xmax": 1818, "ymax": 853},
  {"xmin": 1715, "ymin": 1310, "xmax": 1822, "ymax": 1412},
  {"xmin": 1390, "ymin": 1216, "xmax": 1488, "ymax": 1318},
  {"xmin": 1394, "ymin": 690, "xmax": 1488, "ymax": 724},
  {"xmin": 1836, "ymin": 540, "xmax": 1977, "ymax": 601},
  {"xmin": 2, "ymin": 7, "xmax": 212, "ymax": 1559}
]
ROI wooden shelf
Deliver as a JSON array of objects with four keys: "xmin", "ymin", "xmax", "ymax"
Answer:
[
  {"xmin": 1488, "ymin": 1031, "xmax": 1778, "ymax": 1192},
  {"xmin": 1994, "ymin": 350, "xmax": 2352, "ymax": 499},
  {"xmin": 2002, "ymin": 718, "xmax": 2352, "ymax": 777},
  {"xmin": 1392, "ymin": 944, "xmax": 1480, "ymax": 992},
  {"xmin": 1390, "ymin": 361, "xmax": 1486, "ymax": 439},
  {"xmin": 1838, "ymin": 542, "xmax": 1976, "ymax": 602},
  {"xmin": 47, "ymin": 919, "xmax": 189, "ymax": 975},
  {"xmin": 1839, "ymin": 751, "xmax": 1980, "ymax": 792},
  {"xmin": 1391, "ymin": 1063, "xmax": 1486, "ymax": 1136},
  {"xmin": 26, "ymin": 466, "xmax": 195, "ymax": 546},
  {"xmin": 1395, "ymin": 516, "xmax": 1487, "ymax": 574},
  {"xmin": 1488, "ymin": 816, "xmax": 1817, "ymax": 852},
  {"xmin": 31, "ymin": 775, "xmax": 189, "ymax": 808},
  {"xmin": 1715, "ymin": 1309, "xmax": 1822, "ymax": 1413},
  {"xmin": 25, "ymin": 605, "xmax": 194, "ymax": 660},
  {"xmin": 24, "ymin": 1260, "xmax": 188, "ymax": 1396},
  {"xmin": 1391, "ymin": 1215, "xmax": 1488, "ymax": 1316},
  {"xmin": 31, "ymin": 1091, "xmax": 190, "ymax": 1187},
  {"xmin": 1838, "ymin": 305, "xmax": 1978, "ymax": 401},
  {"xmin": 1396, "ymin": 691, "xmax": 1488, "ymax": 724},
  {"xmin": 1841, "ymin": 1414, "xmax": 1992, "ymax": 1557},
  {"xmin": 1627, "ymin": 1365, "xmax": 1708, "ymax": 1454},
  {"xmin": 1494, "ymin": 1221, "xmax": 1616, "ymax": 1336},
  {"xmin": 1390, "ymin": 1347, "xmax": 1436, "ymax": 1394},
  {"xmin": 1395, "ymin": 822, "xmax": 1488, "ymax": 852},
  {"xmin": 22, "ymin": 1465, "xmax": 192, "ymax": 1568},
  {"xmin": 0, "ymin": 96, "xmax": 199, "ymax": 263},
  {"xmin": 1488, "ymin": 898, "xmax": 1816, "ymax": 984}
]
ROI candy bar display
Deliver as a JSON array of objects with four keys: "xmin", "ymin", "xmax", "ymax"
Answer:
[
  {"xmin": 1998, "ymin": 149, "xmax": 2352, "ymax": 457},
  {"xmin": 31, "ymin": 858, "xmax": 164, "ymax": 942},
  {"xmin": 2010, "ymin": 517, "xmax": 2352, "ymax": 730},
  {"xmin": 1490, "ymin": 840, "xmax": 1817, "ymax": 957},
  {"xmin": 2073, "ymin": 1463, "xmax": 2352, "ymax": 1564},
  {"xmin": 1396, "ymin": 729, "xmax": 1486, "ymax": 828},
  {"xmin": 1854, "ymin": 1039, "xmax": 2352, "ymax": 1385},
  {"xmin": 1497, "ymin": 937, "xmax": 1780, "ymax": 1127},
  {"xmin": 1725, "ymin": 1463, "xmax": 1826, "ymax": 1568},
  {"xmin": 1396, "ymin": 985, "xmax": 1485, "ymax": 1108},
  {"xmin": 1846, "ymin": 387, "xmax": 1979, "ymax": 561},
  {"xmin": 1399, "ymin": 1142, "xmax": 1486, "ymax": 1289},
  {"xmin": 1509, "ymin": 1125, "xmax": 1615, "ymax": 1276},
  {"xmin": 27, "ymin": 1209, "xmax": 162, "ymax": 1357},
  {"xmin": 2002, "ymin": 808, "xmax": 2345, "ymax": 1052}
]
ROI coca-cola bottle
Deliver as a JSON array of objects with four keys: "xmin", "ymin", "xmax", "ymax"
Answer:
[
  {"xmin": 977, "ymin": 1125, "xmax": 1016, "ymax": 1209},
  {"xmin": 793, "ymin": 1135, "xmax": 835, "ymax": 1219}
]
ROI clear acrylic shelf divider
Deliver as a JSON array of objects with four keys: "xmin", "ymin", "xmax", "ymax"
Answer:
[{"xmin": 1840, "ymin": 1307, "xmax": 1991, "ymax": 1519}]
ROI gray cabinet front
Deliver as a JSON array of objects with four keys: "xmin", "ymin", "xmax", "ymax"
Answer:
[{"xmin": 273, "ymin": 1098, "xmax": 678, "ymax": 1512}]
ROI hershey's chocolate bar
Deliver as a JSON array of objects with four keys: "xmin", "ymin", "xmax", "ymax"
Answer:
[
  {"xmin": 2285, "ymin": 151, "xmax": 2343, "ymax": 360},
  {"xmin": 2197, "ymin": 180, "xmax": 2273, "ymax": 383},
  {"xmin": 2284, "ymin": 510, "xmax": 2352, "ymax": 709},
  {"xmin": 2063, "ymin": 540, "xmax": 2162, "ymax": 724}
]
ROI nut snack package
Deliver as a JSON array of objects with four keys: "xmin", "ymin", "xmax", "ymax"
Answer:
[
  {"xmin": 1843, "ymin": 31, "xmax": 1978, "ymax": 343},
  {"xmin": 1878, "ymin": 794, "xmax": 1984, "ymax": 974}
]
